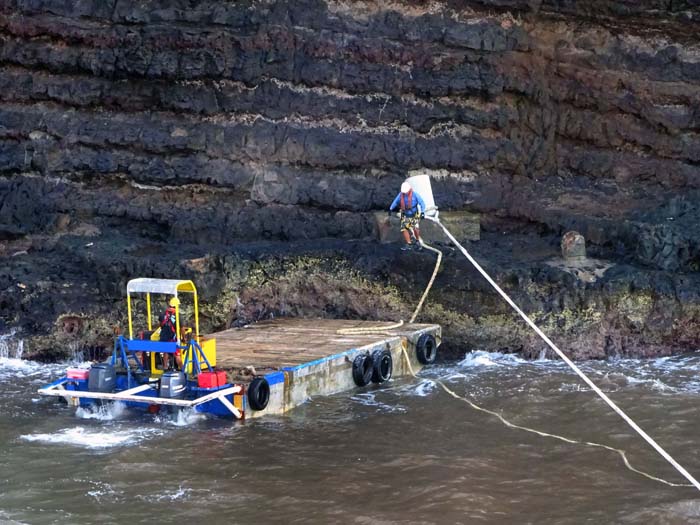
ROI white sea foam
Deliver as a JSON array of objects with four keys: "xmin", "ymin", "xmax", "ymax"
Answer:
[
  {"xmin": 411, "ymin": 380, "xmax": 437, "ymax": 397},
  {"xmin": 559, "ymin": 382, "xmax": 589, "ymax": 393},
  {"xmin": 152, "ymin": 407, "xmax": 208, "ymax": 426},
  {"xmin": 459, "ymin": 350, "xmax": 527, "ymax": 368},
  {"xmin": 136, "ymin": 484, "xmax": 193, "ymax": 502},
  {"xmin": 0, "ymin": 331, "xmax": 94, "ymax": 384},
  {"xmin": 624, "ymin": 375, "xmax": 672, "ymax": 391},
  {"xmin": 76, "ymin": 402, "xmax": 129, "ymax": 421},
  {"xmin": 20, "ymin": 426, "xmax": 161, "ymax": 449},
  {"xmin": 0, "ymin": 357, "xmax": 37, "ymax": 372},
  {"xmin": 436, "ymin": 349, "xmax": 700, "ymax": 399},
  {"xmin": 459, "ymin": 351, "xmax": 500, "ymax": 367},
  {"xmin": 576, "ymin": 352, "xmax": 700, "ymax": 394},
  {"xmin": 390, "ymin": 378, "xmax": 437, "ymax": 397},
  {"xmin": 0, "ymin": 511, "xmax": 29, "ymax": 525},
  {"xmin": 171, "ymin": 407, "xmax": 208, "ymax": 426},
  {"xmin": 0, "ymin": 356, "xmax": 55, "ymax": 383},
  {"xmin": 86, "ymin": 481, "xmax": 122, "ymax": 502},
  {"xmin": 350, "ymin": 392, "xmax": 406, "ymax": 413}
]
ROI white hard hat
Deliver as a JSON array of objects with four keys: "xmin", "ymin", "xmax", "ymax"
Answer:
[{"xmin": 401, "ymin": 181, "xmax": 411, "ymax": 193}]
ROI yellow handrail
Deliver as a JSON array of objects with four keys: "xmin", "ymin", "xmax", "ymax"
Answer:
[
  {"xmin": 175, "ymin": 302, "xmax": 181, "ymax": 345},
  {"xmin": 127, "ymin": 294, "xmax": 133, "ymax": 339},
  {"xmin": 146, "ymin": 293, "xmax": 152, "ymax": 331},
  {"xmin": 193, "ymin": 289, "xmax": 200, "ymax": 339}
]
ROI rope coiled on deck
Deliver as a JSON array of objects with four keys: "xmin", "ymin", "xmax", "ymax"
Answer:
[{"xmin": 336, "ymin": 239, "xmax": 442, "ymax": 335}]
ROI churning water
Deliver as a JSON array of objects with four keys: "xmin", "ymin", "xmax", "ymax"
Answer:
[{"xmin": 2, "ymin": 334, "xmax": 700, "ymax": 524}]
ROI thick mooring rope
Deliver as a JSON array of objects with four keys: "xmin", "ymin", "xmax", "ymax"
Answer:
[
  {"xmin": 335, "ymin": 215, "xmax": 696, "ymax": 489},
  {"xmin": 399, "ymin": 346, "xmax": 691, "ymax": 488},
  {"xmin": 409, "ymin": 240, "xmax": 442, "ymax": 324},
  {"xmin": 424, "ymin": 216, "xmax": 700, "ymax": 492},
  {"xmin": 336, "ymin": 238, "xmax": 442, "ymax": 335}
]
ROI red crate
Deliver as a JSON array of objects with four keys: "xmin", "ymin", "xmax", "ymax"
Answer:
[
  {"xmin": 67, "ymin": 368, "xmax": 90, "ymax": 380},
  {"xmin": 197, "ymin": 370, "xmax": 227, "ymax": 389}
]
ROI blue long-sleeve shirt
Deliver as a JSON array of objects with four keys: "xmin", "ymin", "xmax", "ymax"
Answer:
[{"xmin": 389, "ymin": 191, "xmax": 426, "ymax": 217}]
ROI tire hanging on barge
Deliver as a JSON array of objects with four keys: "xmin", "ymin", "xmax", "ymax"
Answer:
[
  {"xmin": 416, "ymin": 333, "xmax": 437, "ymax": 364},
  {"xmin": 352, "ymin": 353, "xmax": 374, "ymax": 386},
  {"xmin": 371, "ymin": 349, "xmax": 393, "ymax": 383},
  {"xmin": 247, "ymin": 377, "xmax": 270, "ymax": 411}
]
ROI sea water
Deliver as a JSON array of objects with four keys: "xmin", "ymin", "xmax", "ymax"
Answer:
[{"xmin": 1, "ymin": 334, "xmax": 700, "ymax": 524}]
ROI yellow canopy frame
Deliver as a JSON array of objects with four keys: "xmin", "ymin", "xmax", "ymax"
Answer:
[{"xmin": 125, "ymin": 278, "xmax": 200, "ymax": 345}]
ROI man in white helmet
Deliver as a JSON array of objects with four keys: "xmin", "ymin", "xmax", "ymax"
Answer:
[{"xmin": 388, "ymin": 181, "xmax": 426, "ymax": 250}]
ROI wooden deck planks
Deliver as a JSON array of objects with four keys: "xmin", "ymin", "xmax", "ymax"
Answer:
[{"xmin": 206, "ymin": 318, "xmax": 435, "ymax": 371}]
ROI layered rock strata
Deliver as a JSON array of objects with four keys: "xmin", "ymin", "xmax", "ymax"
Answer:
[{"xmin": 1, "ymin": 0, "xmax": 699, "ymax": 359}]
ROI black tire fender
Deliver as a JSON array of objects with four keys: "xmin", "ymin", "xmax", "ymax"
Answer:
[
  {"xmin": 416, "ymin": 333, "xmax": 437, "ymax": 365},
  {"xmin": 352, "ymin": 353, "xmax": 373, "ymax": 387},
  {"xmin": 371, "ymin": 349, "xmax": 393, "ymax": 383},
  {"xmin": 247, "ymin": 377, "xmax": 270, "ymax": 411}
]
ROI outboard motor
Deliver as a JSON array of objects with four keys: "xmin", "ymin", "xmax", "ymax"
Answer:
[
  {"xmin": 88, "ymin": 363, "xmax": 116, "ymax": 392},
  {"xmin": 160, "ymin": 371, "xmax": 187, "ymax": 399}
]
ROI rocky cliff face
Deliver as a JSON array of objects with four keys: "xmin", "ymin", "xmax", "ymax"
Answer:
[{"xmin": 1, "ymin": 0, "xmax": 699, "ymax": 360}]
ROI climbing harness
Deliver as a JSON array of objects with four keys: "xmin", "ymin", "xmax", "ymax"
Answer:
[{"xmin": 422, "ymin": 215, "xmax": 700, "ymax": 492}]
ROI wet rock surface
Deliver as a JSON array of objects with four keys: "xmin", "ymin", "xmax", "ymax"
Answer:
[
  {"xmin": 1, "ymin": 0, "xmax": 699, "ymax": 360},
  {"xmin": 3, "ymin": 222, "xmax": 700, "ymax": 362}
]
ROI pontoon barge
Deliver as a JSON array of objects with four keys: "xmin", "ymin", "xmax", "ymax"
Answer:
[{"xmin": 39, "ymin": 279, "xmax": 441, "ymax": 419}]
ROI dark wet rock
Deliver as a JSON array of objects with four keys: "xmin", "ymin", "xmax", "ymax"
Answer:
[
  {"xmin": 0, "ymin": 223, "xmax": 26, "ymax": 240},
  {"xmin": 5, "ymin": 226, "xmax": 700, "ymax": 362},
  {"xmin": 1, "ymin": 0, "xmax": 700, "ymax": 360}
]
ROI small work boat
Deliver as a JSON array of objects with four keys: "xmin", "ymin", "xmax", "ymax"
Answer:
[{"xmin": 39, "ymin": 278, "xmax": 442, "ymax": 419}]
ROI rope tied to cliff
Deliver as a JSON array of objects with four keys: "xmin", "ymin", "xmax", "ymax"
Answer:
[{"xmin": 421, "ymin": 215, "xmax": 700, "ymax": 492}]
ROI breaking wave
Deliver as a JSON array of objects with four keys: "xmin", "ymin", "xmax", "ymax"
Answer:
[
  {"xmin": 458, "ymin": 350, "xmax": 528, "ymax": 368},
  {"xmin": 0, "ymin": 356, "xmax": 56, "ymax": 384},
  {"xmin": 154, "ymin": 407, "xmax": 208, "ymax": 427},
  {"xmin": 76, "ymin": 402, "xmax": 129, "ymax": 421},
  {"xmin": 417, "ymin": 349, "xmax": 700, "ymax": 398}
]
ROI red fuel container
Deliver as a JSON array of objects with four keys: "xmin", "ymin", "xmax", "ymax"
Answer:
[
  {"xmin": 197, "ymin": 370, "xmax": 227, "ymax": 389},
  {"xmin": 67, "ymin": 368, "xmax": 90, "ymax": 380}
]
